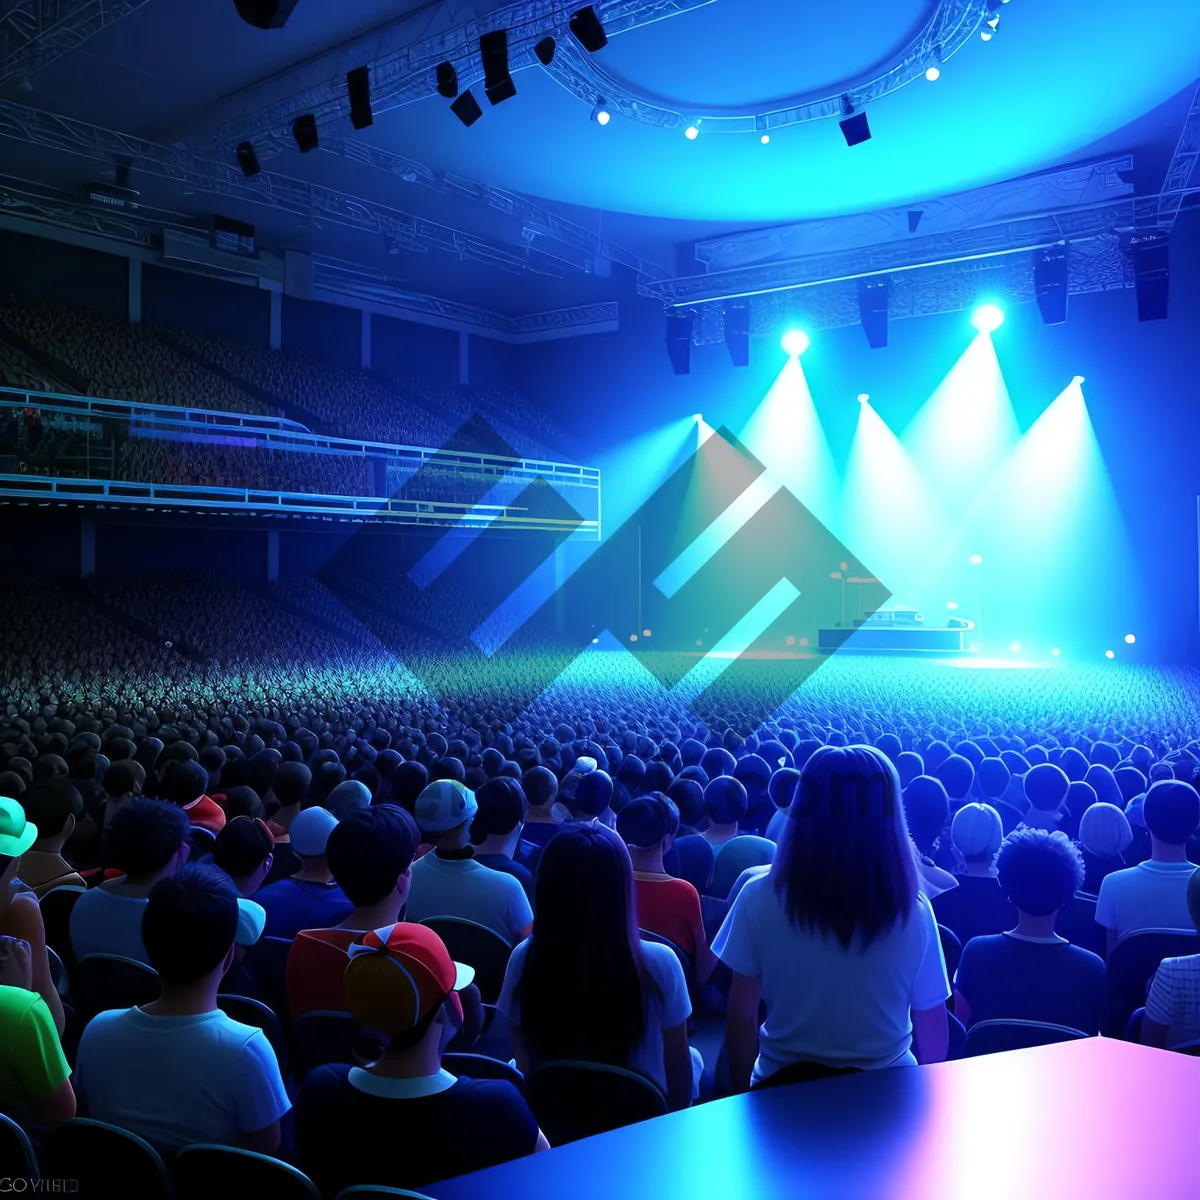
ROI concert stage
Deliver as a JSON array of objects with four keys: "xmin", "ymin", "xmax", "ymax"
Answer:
[
  {"xmin": 819, "ymin": 614, "xmax": 975, "ymax": 656},
  {"xmin": 428, "ymin": 1040, "xmax": 1196, "ymax": 1200}
]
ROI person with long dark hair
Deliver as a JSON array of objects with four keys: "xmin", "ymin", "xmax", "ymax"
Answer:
[
  {"xmin": 496, "ymin": 823, "xmax": 695, "ymax": 1110},
  {"xmin": 714, "ymin": 745, "xmax": 950, "ymax": 1091}
]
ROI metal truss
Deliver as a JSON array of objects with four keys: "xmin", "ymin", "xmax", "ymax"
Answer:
[
  {"xmin": 544, "ymin": 0, "xmax": 984, "ymax": 136},
  {"xmin": 0, "ymin": 0, "xmax": 151, "ymax": 88},
  {"xmin": 1149, "ymin": 79, "xmax": 1200, "ymax": 230},
  {"xmin": 0, "ymin": 99, "xmax": 595, "ymax": 278}
]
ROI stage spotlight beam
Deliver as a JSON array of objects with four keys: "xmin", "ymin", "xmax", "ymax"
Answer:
[
  {"xmin": 569, "ymin": 6, "xmax": 608, "ymax": 52},
  {"xmin": 781, "ymin": 329, "xmax": 810, "ymax": 356},
  {"xmin": 971, "ymin": 304, "xmax": 1004, "ymax": 333}
]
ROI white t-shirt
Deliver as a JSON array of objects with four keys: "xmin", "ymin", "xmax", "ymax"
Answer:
[
  {"xmin": 1095, "ymin": 860, "xmax": 1198, "ymax": 939},
  {"xmin": 74, "ymin": 1007, "xmax": 290, "ymax": 1150},
  {"xmin": 713, "ymin": 875, "xmax": 950, "ymax": 1081},
  {"xmin": 406, "ymin": 853, "xmax": 533, "ymax": 945},
  {"xmin": 497, "ymin": 938, "xmax": 690, "ymax": 1094}
]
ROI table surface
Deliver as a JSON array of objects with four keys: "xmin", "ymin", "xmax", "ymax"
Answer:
[{"xmin": 429, "ymin": 1039, "xmax": 1200, "ymax": 1200}]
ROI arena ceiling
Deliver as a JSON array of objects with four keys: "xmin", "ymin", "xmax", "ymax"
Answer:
[{"xmin": 0, "ymin": 0, "xmax": 1198, "ymax": 314}]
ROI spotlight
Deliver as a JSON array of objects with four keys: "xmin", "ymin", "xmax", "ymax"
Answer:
[
  {"xmin": 980, "ymin": 14, "xmax": 999, "ymax": 39},
  {"xmin": 724, "ymin": 302, "xmax": 750, "ymax": 367},
  {"xmin": 666, "ymin": 311, "xmax": 695, "ymax": 375},
  {"xmin": 781, "ymin": 329, "xmax": 810, "ymax": 356},
  {"xmin": 971, "ymin": 303, "xmax": 1005, "ymax": 333},
  {"xmin": 436, "ymin": 61, "xmax": 459, "ymax": 99},
  {"xmin": 969, "ymin": 553, "xmax": 983, "ymax": 566},
  {"xmin": 946, "ymin": 601, "xmax": 959, "ymax": 611},
  {"xmin": 235, "ymin": 141, "xmax": 261, "ymax": 178},
  {"xmin": 450, "ymin": 89, "xmax": 483, "ymax": 127},
  {"xmin": 839, "ymin": 97, "xmax": 871, "ymax": 146},
  {"xmin": 693, "ymin": 413, "xmax": 702, "ymax": 422},
  {"xmin": 925, "ymin": 66, "xmax": 941, "ymax": 81},
  {"xmin": 1125, "ymin": 633, "xmax": 1136, "ymax": 644},
  {"xmin": 1010, "ymin": 642, "xmax": 1021, "ymax": 652},
  {"xmin": 1034, "ymin": 246, "xmax": 1069, "ymax": 325},
  {"xmin": 1131, "ymin": 230, "xmax": 1170, "ymax": 322},
  {"xmin": 480, "ymin": 28, "xmax": 516, "ymax": 105},
  {"xmin": 534, "ymin": 35, "xmax": 556, "ymax": 65},
  {"xmin": 1105, "ymin": 649, "xmax": 1115, "ymax": 659},
  {"xmin": 1072, "ymin": 375, "xmax": 1086, "ymax": 385},
  {"xmin": 1051, "ymin": 648, "xmax": 1061, "ymax": 656},
  {"xmin": 234, "ymin": 0, "xmax": 300, "ymax": 29},
  {"xmin": 858, "ymin": 276, "xmax": 889, "ymax": 348},
  {"xmin": 857, "ymin": 393, "xmax": 870, "ymax": 404},
  {"xmin": 684, "ymin": 123, "xmax": 699, "ymax": 140},
  {"xmin": 760, "ymin": 134, "xmax": 770, "ymax": 144},
  {"xmin": 346, "ymin": 66, "xmax": 372, "ymax": 130},
  {"xmin": 569, "ymin": 6, "xmax": 608, "ymax": 52},
  {"xmin": 291, "ymin": 114, "xmax": 318, "ymax": 153},
  {"xmin": 590, "ymin": 100, "xmax": 611, "ymax": 125}
]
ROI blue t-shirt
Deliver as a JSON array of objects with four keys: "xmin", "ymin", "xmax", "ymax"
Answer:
[
  {"xmin": 955, "ymin": 932, "xmax": 1107, "ymax": 1034},
  {"xmin": 296, "ymin": 1066, "xmax": 538, "ymax": 1196},
  {"xmin": 255, "ymin": 876, "xmax": 354, "ymax": 940},
  {"xmin": 474, "ymin": 853, "xmax": 535, "ymax": 903}
]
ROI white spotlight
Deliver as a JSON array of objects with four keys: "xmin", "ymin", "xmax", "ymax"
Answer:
[
  {"xmin": 857, "ymin": 393, "xmax": 869, "ymax": 404},
  {"xmin": 1010, "ymin": 641, "xmax": 1021, "ymax": 652},
  {"xmin": 692, "ymin": 413, "xmax": 702, "ymax": 422},
  {"xmin": 969, "ymin": 553, "xmax": 983, "ymax": 566},
  {"xmin": 760, "ymin": 133, "xmax": 770, "ymax": 145},
  {"xmin": 925, "ymin": 66, "xmax": 941, "ymax": 81},
  {"xmin": 946, "ymin": 601, "xmax": 959, "ymax": 611},
  {"xmin": 1051, "ymin": 648, "xmax": 1061, "ymax": 657},
  {"xmin": 591, "ymin": 100, "xmax": 611, "ymax": 125},
  {"xmin": 1072, "ymin": 375, "xmax": 1086, "ymax": 385},
  {"xmin": 684, "ymin": 123, "xmax": 699, "ymax": 140},
  {"xmin": 1105, "ymin": 649, "xmax": 1115, "ymax": 659},
  {"xmin": 1125, "ymin": 633, "xmax": 1136, "ymax": 644}
]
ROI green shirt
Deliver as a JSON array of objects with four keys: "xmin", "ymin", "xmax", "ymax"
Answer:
[{"xmin": 0, "ymin": 985, "xmax": 70, "ymax": 1123}]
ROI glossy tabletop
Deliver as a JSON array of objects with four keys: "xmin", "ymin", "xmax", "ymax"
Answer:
[{"xmin": 429, "ymin": 1039, "xmax": 1200, "ymax": 1199}]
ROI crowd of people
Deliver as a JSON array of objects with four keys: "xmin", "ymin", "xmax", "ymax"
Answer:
[{"xmin": 3, "ymin": 571, "xmax": 1200, "ymax": 1191}]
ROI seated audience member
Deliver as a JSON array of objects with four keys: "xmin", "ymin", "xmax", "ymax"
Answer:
[
  {"xmin": 498, "ymin": 824, "xmax": 696, "ymax": 1111},
  {"xmin": 618, "ymin": 793, "xmax": 716, "ymax": 984},
  {"xmin": 286, "ymin": 803, "xmax": 420, "ymax": 1017},
  {"xmin": 297, "ymin": 923, "xmax": 547, "ymax": 1195},
  {"xmin": 1021, "ymin": 763, "xmax": 1071, "ymax": 833},
  {"xmin": 1097, "ymin": 780, "xmax": 1200, "ymax": 955},
  {"xmin": 260, "ymin": 761, "xmax": 310, "ymax": 885},
  {"xmin": 934, "ymin": 754, "xmax": 976, "ymax": 812},
  {"xmin": 902, "ymin": 776, "xmax": 958, "ymax": 899},
  {"xmin": 955, "ymin": 829, "xmax": 1106, "ymax": 1034},
  {"xmin": 212, "ymin": 816, "xmax": 274, "ymax": 897},
  {"xmin": 405, "ymin": 781, "xmax": 533, "ymax": 946},
  {"xmin": 765, "ymin": 768, "xmax": 801, "ymax": 844},
  {"xmin": 519, "ymin": 767, "xmax": 559, "ymax": 848},
  {"xmin": 470, "ymin": 778, "xmax": 535, "ymax": 902},
  {"xmin": 933, "ymin": 804, "xmax": 1015, "ymax": 945},
  {"xmin": 1077, "ymin": 802, "xmax": 1133, "ymax": 895},
  {"xmin": 164, "ymin": 759, "xmax": 226, "ymax": 834},
  {"xmin": 553, "ymin": 767, "xmax": 614, "ymax": 829},
  {"xmin": 17, "ymin": 780, "xmax": 87, "ymax": 895},
  {"xmin": 255, "ymin": 808, "xmax": 353, "ymax": 939},
  {"xmin": 69, "ymin": 796, "xmax": 191, "ymax": 964},
  {"xmin": 701, "ymin": 776, "xmax": 747, "ymax": 850},
  {"xmin": 1142, "ymin": 867, "xmax": 1200, "ymax": 1049},
  {"xmin": 100, "ymin": 760, "xmax": 144, "ymax": 829},
  {"xmin": 74, "ymin": 864, "xmax": 290, "ymax": 1153},
  {"xmin": 716, "ymin": 746, "xmax": 950, "ymax": 1090},
  {"xmin": 0, "ymin": 934, "xmax": 75, "ymax": 1131}
]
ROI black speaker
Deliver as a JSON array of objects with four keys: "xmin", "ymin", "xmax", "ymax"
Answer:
[
  {"xmin": 346, "ymin": 66, "xmax": 372, "ymax": 130},
  {"xmin": 724, "ymin": 303, "xmax": 750, "ymax": 367},
  {"xmin": 535, "ymin": 36, "xmax": 557, "ymax": 65},
  {"xmin": 666, "ymin": 312, "xmax": 694, "ymax": 376},
  {"xmin": 436, "ymin": 62, "xmax": 459, "ymax": 99},
  {"xmin": 450, "ymin": 89, "xmax": 484, "ymax": 128},
  {"xmin": 569, "ymin": 6, "xmax": 608, "ymax": 52},
  {"xmin": 1131, "ymin": 231, "xmax": 1169, "ymax": 322},
  {"xmin": 1033, "ymin": 245, "xmax": 1069, "ymax": 325},
  {"xmin": 480, "ymin": 28, "xmax": 516, "ymax": 105},
  {"xmin": 234, "ymin": 0, "xmax": 300, "ymax": 29},
  {"xmin": 857, "ymin": 277, "xmax": 889, "ymax": 348},
  {"xmin": 235, "ymin": 141, "xmax": 260, "ymax": 178},
  {"xmin": 840, "ymin": 110, "xmax": 871, "ymax": 146},
  {"xmin": 292, "ymin": 114, "xmax": 318, "ymax": 153}
]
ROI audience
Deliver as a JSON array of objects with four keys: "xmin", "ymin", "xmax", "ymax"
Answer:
[
  {"xmin": 716, "ymin": 746, "xmax": 950, "ymax": 1090},
  {"xmin": 498, "ymin": 824, "xmax": 696, "ymax": 1111},
  {"xmin": 255, "ymin": 807, "xmax": 353, "ymax": 939},
  {"xmin": 74, "ymin": 864, "xmax": 290, "ymax": 1152},
  {"xmin": 1142, "ymin": 867, "xmax": 1200, "ymax": 1049},
  {"xmin": 16, "ymin": 780, "xmax": 87, "ymax": 896},
  {"xmin": 470, "ymin": 778, "xmax": 536, "ymax": 901},
  {"xmin": 212, "ymin": 815, "xmax": 275, "ymax": 897},
  {"xmin": 1078, "ymin": 801, "xmax": 1134, "ymax": 895},
  {"xmin": 954, "ymin": 829, "xmax": 1106, "ymax": 1034},
  {"xmin": 933, "ymin": 803, "xmax": 1015, "ymax": 944},
  {"xmin": 297, "ymin": 922, "xmax": 547, "ymax": 1194}
]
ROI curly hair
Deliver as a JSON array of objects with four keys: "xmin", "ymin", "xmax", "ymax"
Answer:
[{"xmin": 996, "ymin": 827, "xmax": 1084, "ymax": 916}]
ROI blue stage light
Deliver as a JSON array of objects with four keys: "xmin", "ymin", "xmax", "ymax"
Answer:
[
  {"xmin": 1125, "ymin": 633, "xmax": 1136, "ymax": 644},
  {"xmin": 1105, "ymin": 649, "xmax": 1115, "ymax": 659},
  {"xmin": 781, "ymin": 329, "xmax": 810, "ymax": 356},
  {"xmin": 971, "ymin": 304, "xmax": 1005, "ymax": 333}
]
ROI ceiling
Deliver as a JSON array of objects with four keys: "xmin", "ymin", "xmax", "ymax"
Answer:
[{"xmin": 1, "ymin": 0, "xmax": 1198, "ymax": 312}]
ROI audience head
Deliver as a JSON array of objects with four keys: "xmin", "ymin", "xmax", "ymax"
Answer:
[
  {"xmin": 1142, "ymin": 780, "xmax": 1200, "ymax": 847},
  {"xmin": 950, "ymin": 802, "xmax": 1004, "ymax": 866},
  {"xmin": 212, "ymin": 815, "xmax": 274, "ymax": 894},
  {"xmin": 289, "ymin": 806, "xmax": 338, "ymax": 861},
  {"xmin": 142, "ymin": 863, "xmax": 239, "ymax": 986},
  {"xmin": 470, "ymin": 777, "xmax": 527, "ymax": 844},
  {"xmin": 616, "ymin": 792, "xmax": 679, "ymax": 855},
  {"xmin": 19, "ymin": 779, "xmax": 83, "ymax": 846},
  {"xmin": 901, "ymin": 776, "xmax": 950, "ymax": 856},
  {"xmin": 995, "ymin": 828, "xmax": 1084, "ymax": 917},
  {"xmin": 1023, "ymin": 763, "xmax": 1070, "ymax": 814},
  {"xmin": 934, "ymin": 753, "xmax": 975, "ymax": 803},
  {"xmin": 103, "ymin": 796, "xmax": 190, "ymax": 882},
  {"xmin": 1078, "ymin": 801, "xmax": 1133, "ymax": 860},
  {"xmin": 326, "ymin": 803, "xmax": 419, "ymax": 910},
  {"xmin": 704, "ymin": 775, "xmax": 747, "ymax": 827}
]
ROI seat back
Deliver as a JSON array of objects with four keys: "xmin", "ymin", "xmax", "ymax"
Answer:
[
  {"xmin": 639, "ymin": 929, "xmax": 700, "ymax": 1009},
  {"xmin": 1173, "ymin": 1039, "xmax": 1200, "ymax": 1056},
  {"xmin": 290, "ymin": 1009, "xmax": 358, "ymax": 1081},
  {"xmin": 962, "ymin": 1019, "xmax": 1089, "ymax": 1058},
  {"xmin": 39, "ymin": 885, "xmax": 85, "ymax": 969},
  {"xmin": 419, "ymin": 917, "xmax": 512, "ymax": 1005},
  {"xmin": 73, "ymin": 953, "xmax": 160, "ymax": 1020},
  {"xmin": 217, "ymin": 993, "xmax": 288, "ymax": 1072},
  {"xmin": 1106, "ymin": 928, "xmax": 1200, "ymax": 1037},
  {"xmin": 188, "ymin": 825, "xmax": 217, "ymax": 861},
  {"xmin": 442, "ymin": 1051, "xmax": 523, "ymax": 1087},
  {"xmin": 0, "ymin": 1112, "xmax": 38, "ymax": 1180},
  {"xmin": 709, "ymin": 837, "xmax": 775, "ymax": 901},
  {"xmin": 523, "ymin": 1060, "xmax": 667, "ymax": 1146},
  {"xmin": 947, "ymin": 1011, "xmax": 967, "ymax": 1060},
  {"xmin": 671, "ymin": 836, "xmax": 715, "ymax": 895},
  {"xmin": 46, "ymin": 1118, "xmax": 171, "ymax": 1200},
  {"xmin": 1055, "ymin": 892, "xmax": 1104, "ymax": 957},
  {"xmin": 334, "ymin": 1187, "xmax": 437, "ymax": 1199},
  {"xmin": 938, "ymin": 924, "xmax": 963, "ymax": 980},
  {"xmin": 173, "ymin": 1144, "xmax": 319, "ymax": 1200},
  {"xmin": 244, "ymin": 935, "xmax": 293, "ymax": 1023}
]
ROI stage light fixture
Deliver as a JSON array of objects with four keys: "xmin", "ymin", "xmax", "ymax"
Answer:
[
  {"xmin": 235, "ymin": 141, "xmax": 261, "ymax": 177},
  {"xmin": 535, "ymin": 35, "xmax": 557, "ymax": 65},
  {"xmin": 858, "ymin": 276, "xmax": 889, "ymax": 348},
  {"xmin": 436, "ymin": 61, "xmax": 459, "ymax": 99},
  {"xmin": 971, "ymin": 303, "xmax": 1005, "ymax": 333},
  {"xmin": 760, "ymin": 134, "xmax": 770, "ymax": 144},
  {"xmin": 969, "ymin": 553, "xmax": 983, "ymax": 566},
  {"xmin": 1052, "ymin": 648, "xmax": 1061, "ymax": 656},
  {"xmin": 685, "ymin": 123, "xmax": 699, "ymax": 140},
  {"xmin": 693, "ymin": 413, "xmax": 702, "ymax": 422},
  {"xmin": 450, "ymin": 89, "xmax": 483, "ymax": 127},
  {"xmin": 1125, "ymin": 633, "xmax": 1136, "ymax": 644},
  {"xmin": 946, "ymin": 601, "xmax": 958, "ymax": 611},
  {"xmin": 781, "ymin": 329, "xmax": 810, "ymax": 356},
  {"xmin": 1105, "ymin": 649, "xmax": 1115, "ymax": 659},
  {"xmin": 346, "ymin": 66, "xmax": 373, "ymax": 129},
  {"xmin": 857, "ymin": 393, "xmax": 870, "ymax": 404},
  {"xmin": 591, "ymin": 100, "xmax": 611, "ymax": 125},
  {"xmin": 480, "ymin": 29, "xmax": 516, "ymax": 105},
  {"xmin": 234, "ymin": 0, "xmax": 300, "ymax": 29},
  {"xmin": 569, "ymin": 6, "xmax": 608, "ymax": 52},
  {"xmin": 839, "ymin": 97, "xmax": 871, "ymax": 146},
  {"xmin": 1131, "ymin": 230, "xmax": 1170, "ymax": 321},
  {"xmin": 925, "ymin": 66, "xmax": 941, "ymax": 81},
  {"xmin": 292, "ymin": 113, "xmax": 319, "ymax": 153},
  {"xmin": 1010, "ymin": 642, "xmax": 1021, "ymax": 652},
  {"xmin": 1034, "ymin": 245, "xmax": 1069, "ymax": 325},
  {"xmin": 1072, "ymin": 375, "xmax": 1086, "ymax": 385},
  {"xmin": 666, "ymin": 311, "xmax": 695, "ymax": 375},
  {"xmin": 981, "ymin": 14, "xmax": 999, "ymax": 39},
  {"xmin": 724, "ymin": 302, "xmax": 750, "ymax": 367}
]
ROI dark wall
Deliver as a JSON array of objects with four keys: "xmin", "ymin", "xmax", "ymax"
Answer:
[
  {"xmin": 0, "ymin": 231, "xmax": 127, "ymax": 319},
  {"xmin": 283, "ymin": 295, "xmax": 360, "ymax": 369},
  {"xmin": 372, "ymin": 313, "xmax": 458, "ymax": 383},
  {"xmin": 142, "ymin": 265, "xmax": 270, "ymax": 347},
  {"xmin": 95, "ymin": 522, "xmax": 266, "ymax": 582},
  {"xmin": 468, "ymin": 333, "xmax": 517, "ymax": 391}
]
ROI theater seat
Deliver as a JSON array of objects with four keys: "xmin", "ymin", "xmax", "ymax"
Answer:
[
  {"xmin": 442, "ymin": 1052, "xmax": 523, "ymax": 1087},
  {"xmin": 0, "ymin": 1112, "xmax": 38, "ymax": 1181},
  {"xmin": 419, "ymin": 917, "xmax": 512, "ymax": 1005},
  {"xmin": 289, "ymin": 1010, "xmax": 357, "ymax": 1082},
  {"xmin": 173, "ymin": 1144, "xmax": 319, "ymax": 1200},
  {"xmin": 523, "ymin": 1060, "xmax": 667, "ymax": 1145},
  {"xmin": 938, "ymin": 925, "xmax": 963, "ymax": 980},
  {"xmin": 962, "ymin": 1019, "xmax": 1089, "ymax": 1058},
  {"xmin": 72, "ymin": 954, "xmax": 160, "ymax": 1021},
  {"xmin": 335, "ymin": 1187, "xmax": 436, "ymax": 1199},
  {"xmin": 46, "ymin": 1118, "xmax": 171, "ymax": 1200},
  {"xmin": 243, "ymin": 935, "xmax": 292, "ymax": 1023},
  {"xmin": 1106, "ymin": 928, "xmax": 1200, "ymax": 1038},
  {"xmin": 38, "ymin": 885, "xmax": 85, "ymax": 970}
]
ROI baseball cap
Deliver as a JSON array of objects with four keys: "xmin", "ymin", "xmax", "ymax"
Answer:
[
  {"xmin": 950, "ymin": 803, "xmax": 1003, "ymax": 860},
  {"xmin": 345, "ymin": 922, "xmax": 475, "ymax": 1035},
  {"xmin": 290, "ymin": 807, "xmax": 339, "ymax": 857},
  {"xmin": 0, "ymin": 796, "xmax": 37, "ymax": 857},
  {"xmin": 414, "ymin": 779, "xmax": 478, "ymax": 835}
]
